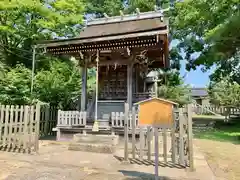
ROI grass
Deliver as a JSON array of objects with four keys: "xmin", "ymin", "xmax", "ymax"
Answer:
[{"xmin": 194, "ymin": 120, "xmax": 240, "ymax": 144}]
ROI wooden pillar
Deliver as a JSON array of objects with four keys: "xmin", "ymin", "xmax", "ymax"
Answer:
[
  {"xmin": 187, "ymin": 104, "xmax": 195, "ymax": 171},
  {"xmin": 127, "ymin": 63, "xmax": 133, "ymax": 109},
  {"xmin": 81, "ymin": 62, "xmax": 87, "ymax": 111}
]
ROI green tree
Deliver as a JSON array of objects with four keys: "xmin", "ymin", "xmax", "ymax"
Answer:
[
  {"xmin": 35, "ymin": 60, "xmax": 82, "ymax": 109},
  {"xmin": 0, "ymin": 0, "xmax": 85, "ymax": 67},
  {"xmin": 209, "ymin": 77, "xmax": 240, "ymax": 107},
  {"xmin": 210, "ymin": 52, "xmax": 240, "ymax": 84},
  {"xmin": 157, "ymin": 70, "xmax": 191, "ymax": 105},
  {"xmin": 85, "ymin": 0, "xmax": 124, "ymax": 17},
  {"xmin": 171, "ymin": 0, "xmax": 240, "ymax": 70},
  {"xmin": 158, "ymin": 84, "xmax": 191, "ymax": 106},
  {"xmin": 0, "ymin": 64, "xmax": 32, "ymax": 105}
]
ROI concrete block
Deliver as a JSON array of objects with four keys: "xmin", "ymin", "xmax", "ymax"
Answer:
[
  {"xmin": 68, "ymin": 133, "xmax": 119, "ymax": 154},
  {"xmin": 68, "ymin": 142, "xmax": 116, "ymax": 154},
  {"xmin": 72, "ymin": 134, "xmax": 119, "ymax": 145}
]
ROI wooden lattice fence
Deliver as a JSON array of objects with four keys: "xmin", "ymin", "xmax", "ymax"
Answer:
[{"xmin": 0, "ymin": 104, "xmax": 40, "ymax": 152}]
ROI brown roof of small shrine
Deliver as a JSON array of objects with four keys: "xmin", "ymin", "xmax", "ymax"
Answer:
[
  {"xmin": 35, "ymin": 9, "xmax": 170, "ymax": 68},
  {"xmin": 79, "ymin": 17, "xmax": 167, "ymax": 39},
  {"xmin": 36, "ymin": 10, "xmax": 168, "ymax": 49}
]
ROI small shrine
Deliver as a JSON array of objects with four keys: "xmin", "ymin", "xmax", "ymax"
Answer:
[{"xmin": 37, "ymin": 8, "xmax": 169, "ymax": 131}]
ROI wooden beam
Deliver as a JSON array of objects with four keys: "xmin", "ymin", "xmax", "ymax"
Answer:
[{"xmin": 88, "ymin": 58, "xmax": 131, "ymax": 67}]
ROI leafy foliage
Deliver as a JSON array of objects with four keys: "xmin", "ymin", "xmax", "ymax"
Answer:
[
  {"xmin": 158, "ymin": 84, "xmax": 191, "ymax": 106},
  {"xmin": 157, "ymin": 70, "xmax": 191, "ymax": 105},
  {"xmin": 210, "ymin": 52, "xmax": 240, "ymax": 84},
  {"xmin": 85, "ymin": 0, "xmax": 124, "ymax": 17},
  {"xmin": 0, "ymin": 64, "xmax": 32, "ymax": 105},
  {"xmin": 209, "ymin": 77, "xmax": 240, "ymax": 107},
  {"xmin": 171, "ymin": 0, "xmax": 240, "ymax": 70},
  {"xmin": 0, "ymin": 0, "xmax": 85, "ymax": 67},
  {"xmin": 0, "ymin": 60, "xmax": 82, "ymax": 109},
  {"xmin": 34, "ymin": 60, "xmax": 82, "ymax": 109}
]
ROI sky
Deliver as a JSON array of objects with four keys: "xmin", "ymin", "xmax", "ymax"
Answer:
[
  {"xmin": 170, "ymin": 40, "xmax": 215, "ymax": 88},
  {"xmin": 179, "ymin": 61, "xmax": 214, "ymax": 88}
]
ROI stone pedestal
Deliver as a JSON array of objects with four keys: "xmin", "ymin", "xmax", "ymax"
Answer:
[{"xmin": 68, "ymin": 134, "xmax": 119, "ymax": 154}]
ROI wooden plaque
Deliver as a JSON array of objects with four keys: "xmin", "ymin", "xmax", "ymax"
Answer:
[{"xmin": 136, "ymin": 98, "xmax": 177, "ymax": 127}]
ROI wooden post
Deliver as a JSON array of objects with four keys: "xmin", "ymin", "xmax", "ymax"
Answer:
[
  {"xmin": 8, "ymin": 105, "xmax": 14, "ymax": 148},
  {"xmin": 179, "ymin": 108, "xmax": 185, "ymax": 165},
  {"xmin": 93, "ymin": 51, "xmax": 99, "ymax": 132},
  {"xmin": 131, "ymin": 106, "xmax": 136, "ymax": 159},
  {"xmin": 81, "ymin": 61, "xmax": 88, "ymax": 111},
  {"xmin": 13, "ymin": 105, "xmax": 19, "ymax": 148},
  {"xmin": 139, "ymin": 126, "xmax": 144, "ymax": 160},
  {"xmin": 23, "ymin": 106, "xmax": 29, "ymax": 150},
  {"xmin": 147, "ymin": 126, "xmax": 151, "ymax": 161},
  {"xmin": 127, "ymin": 63, "xmax": 133, "ymax": 110},
  {"xmin": 19, "ymin": 106, "xmax": 24, "ymax": 148},
  {"xmin": 34, "ymin": 104, "xmax": 41, "ymax": 152},
  {"xmin": 3, "ymin": 105, "xmax": 9, "ymax": 147},
  {"xmin": 163, "ymin": 127, "xmax": 168, "ymax": 163},
  {"xmin": 171, "ymin": 107, "xmax": 176, "ymax": 163},
  {"xmin": 124, "ymin": 103, "xmax": 129, "ymax": 161},
  {"xmin": 29, "ymin": 106, "xmax": 34, "ymax": 150},
  {"xmin": 154, "ymin": 127, "xmax": 159, "ymax": 180},
  {"xmin": 0, "ymin": 105, "xmax": 4, "ymax": 145},
  {"xmin": 187, "ymin": 104, "xmax": 194, "ymax": 171}
]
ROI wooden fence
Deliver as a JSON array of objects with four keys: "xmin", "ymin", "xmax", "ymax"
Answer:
[
  {"xmin": 57, "ymin": 110, "xmax": 87, "ymax": 127},
  {"xmin": 192, "ymin": 104, "xmax": 240, "ymax": 117},
  {"xmin": 0, "ymin": 104, "xmax": 40, "ymax": 152},
  {"xmin": 111, "ymin": 112, "xmax": 138, "ymax": 129},
  {"xmin": 123, "ymin": 104, "xmax": 194, "ymax": 170}
]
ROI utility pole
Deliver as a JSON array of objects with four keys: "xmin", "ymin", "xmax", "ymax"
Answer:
[{"xmin": 31, "ymin": 46, "xmax": 36, "ymax": 98}]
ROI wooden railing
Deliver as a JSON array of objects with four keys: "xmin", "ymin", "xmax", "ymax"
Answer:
[
  {"xmin": 57, "ymin": 110, "xmax": 87, "ymax": 127},
  {"xmin": 111, "ymin": 111, "xmax": 138, "ymax": 129},
  {"xmin": 192, "ymin": 104, "xmax": 240, "ymax": 117}
]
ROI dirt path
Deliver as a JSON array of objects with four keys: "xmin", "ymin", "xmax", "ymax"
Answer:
[
  {"xmin": 0, "ymin": 140, "xmax": 214, "ymax": 180},
  {"xmin": 194, "ymin": 139, "xmax": 240, "ymax": 180}
]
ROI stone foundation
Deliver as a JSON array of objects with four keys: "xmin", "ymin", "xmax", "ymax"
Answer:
[{"xmin": 68, "ymin": 134, "xmax": 119, "ymax": 154}]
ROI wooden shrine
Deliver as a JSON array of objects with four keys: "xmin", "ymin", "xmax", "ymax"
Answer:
[{"xmin": 37, "ymin": 9, "xmax": 169, "ymax": 127}]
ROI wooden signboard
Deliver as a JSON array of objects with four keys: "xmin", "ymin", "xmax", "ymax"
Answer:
[{"xmin": 135, "ymin": 98, "xmax": 178, "ymax": 127}]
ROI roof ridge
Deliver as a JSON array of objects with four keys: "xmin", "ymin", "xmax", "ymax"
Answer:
[{"xmin": 87, "ymin": 10, "xmax": 164, "ymax": 26}]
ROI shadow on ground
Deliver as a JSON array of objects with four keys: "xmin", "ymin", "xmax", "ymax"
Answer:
[
  {"xmin": 119, "ymin": 170, "xmax": 178, "ymax": 180},
  {"xmin": 114, "ymin": 156, "xmax": 185, "ymax": 169}
]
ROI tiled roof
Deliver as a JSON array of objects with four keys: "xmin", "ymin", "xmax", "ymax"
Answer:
[{"xmin": 191, "ymin": 88, "xmax": 208, "ymax": 97}]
